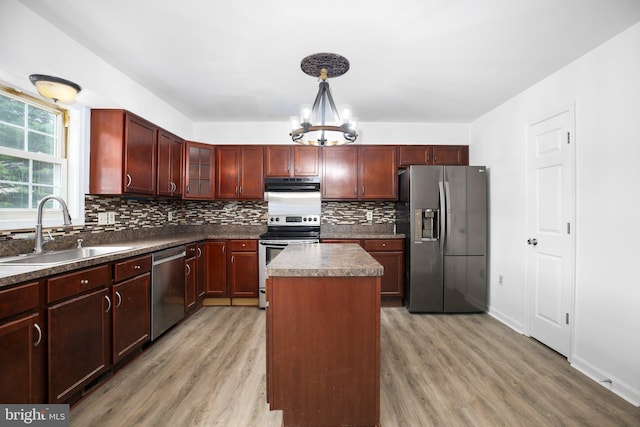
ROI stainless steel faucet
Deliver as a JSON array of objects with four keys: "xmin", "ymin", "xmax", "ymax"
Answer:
[{"xmin": 34, "ymin": 195, "xmax": 72, "ymax": 253}]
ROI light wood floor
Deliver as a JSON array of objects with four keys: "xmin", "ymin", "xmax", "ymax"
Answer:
[{"xmin": 70, "ymin": 307, "xmax": 640, "ymax": 426}]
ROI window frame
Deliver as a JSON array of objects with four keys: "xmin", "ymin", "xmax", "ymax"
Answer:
[{"xmin": 0, "ymin": 85, "xmax": 86, "ymax": 231}]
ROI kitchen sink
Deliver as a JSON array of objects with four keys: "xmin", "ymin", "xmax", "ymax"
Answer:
[{"xmin": 0, "ymin": 246, "xmax": 134, "ymax": 266}]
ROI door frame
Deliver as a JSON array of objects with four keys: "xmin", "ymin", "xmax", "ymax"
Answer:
[{"xmin": 524, "ymin": 103, "xmax": 577, "ymax": 361}]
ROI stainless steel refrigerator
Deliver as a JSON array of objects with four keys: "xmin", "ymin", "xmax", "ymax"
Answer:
[{"xmin": 397, "ymin": 165, "xmax": 487, "ymax": 313}]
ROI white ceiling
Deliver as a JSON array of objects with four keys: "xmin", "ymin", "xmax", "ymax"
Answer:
[{"xmin": 18, "ymin": 0, "xmax": 640, "ymax": 123}]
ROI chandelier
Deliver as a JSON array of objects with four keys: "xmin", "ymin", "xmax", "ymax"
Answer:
[{"xmin": 289, "ymin": 53, "xmax": 358, "ymax": 146}]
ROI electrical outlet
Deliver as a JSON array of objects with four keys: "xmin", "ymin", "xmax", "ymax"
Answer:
[
  {"xmin": 498, "ymin": 275, "xmax": 504, "ymax": 286},
  {"xmin": 97, "ymin": 212, "xmax": 108, "ymax": 225},
  {"xmin": 168, "ymin": 211, "xmax": 173, "ymax": 222},
  {"xmin": 107, "ymin": 212, "xmax": 116, "ymax": 224},
  {"xmin": 366, "ymin": 211, "xmax": 373, "ymax": 221}
]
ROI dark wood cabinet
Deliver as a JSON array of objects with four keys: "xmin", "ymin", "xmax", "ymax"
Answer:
[
  {"xmin": 184, "ymin": 141, "xmax": 215, "ymax": 200},
  {"xmin": 216, "ymin": 146, "xmax": 264, "ymax": 199},
  {"xmin": 399, "ymin": 145, "xmax": 469, "ymax": 166},
  {"xmin": 157, "ymin": 130, "xmax": 183, "ymax": 197},
  {"xmin": 265, "ymin": 145, "xmax": 320, "ymax": 177},
  {"xmin": 203, "ymin": 241, "xmax": 228, "ymax": 298},
  {"xmin": 321, "ymin": 146, "xmax": 359, "ymax": 200},
  {"xmin": 196, "ymin": 242, "xmax": 206, "ymax": 300},
  {"xmin": 112, "ymin": 255, "xmax": 151, "ymax": 364},
  {"xmin": 185, "ymin": 244, "xmax": 197, "ymax": 311},
  {"xmin": 229, "ymin": 240, "xmax": 258, "ymax": 298},
  {"xmin": 322, "ymin": 146, "xmax": 397, "ymax": 200},
  {"xmin": 322, "ymin": 239, "xmax": 404, "ymax": 305},
  {"xmin": 47, "ymin": 265, "xmax": 111, "ymax": 404},
  {"xmin": 398, "ymin": 145, "xmax": 431, "ymax": 166},
  {"xmin": 432, "ymin": 145, "xmax": 468, "ymax": 165},
  {"xmin": 363, "ymin": 239, "xmax": 404, "ymax": 305},
  {"xmin": 90, "ymin": 109, "xmax": 157, "ymax": 196},
  {"xmin": 0, "ymin": 282, "xmax": 45, "ymax": 404},
  {"xmin": 359, "ymin": 145, "xmax": 397, "ymax": 200}
]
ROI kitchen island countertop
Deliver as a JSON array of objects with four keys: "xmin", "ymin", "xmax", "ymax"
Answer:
[{"xmin": 266, "ymin": 243, "xmax": 384, "ymax": 277}]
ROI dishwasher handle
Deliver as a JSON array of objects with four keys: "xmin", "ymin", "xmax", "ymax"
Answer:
[{"xmin": 153, "ymin": 251, "xmax": 186, "ymax": 265}]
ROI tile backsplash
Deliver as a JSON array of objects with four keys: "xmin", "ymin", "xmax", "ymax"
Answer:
[{"xmin": 1, "ymin": 195, "xmax": 396, "ymax": 256}]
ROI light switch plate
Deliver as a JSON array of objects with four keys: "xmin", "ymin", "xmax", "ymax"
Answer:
[{"xmin": 107, "ymin": 212, "xmax": 116, "ymax": 224}]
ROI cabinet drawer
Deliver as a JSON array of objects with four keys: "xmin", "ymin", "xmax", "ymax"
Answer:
[
  {"xmin": 363, "ymin": 239, "xmax": 403, "ymax": 252},
  {"xmin": 47, "ymin": 265, "xmax": 111, "ymax": 304},
  {"xmin": 0, "ymin": 282, "xmax": 39, "ymax": 320},
  {"xmin": 114, "ymin": 255, "xmax": 152, "ymax": 282},
  {"xmin": 229, "ymin": 240, "xmax": 257, "ymax": 252},
  {"xmin": 185, "ymin": 243, "xmax": 198, "ymax": 260}
]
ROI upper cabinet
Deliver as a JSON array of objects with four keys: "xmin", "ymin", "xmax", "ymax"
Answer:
[
  {"xmin": 90, "ymin": 110, "xmax": 158, "ymax": 196},
  {"xmin": 321, "ymin": 146, "xmax": 359, "ymax": 200},
  {"xmin": 157, "ymin": 130, "xmax": 183, "ymax": 198},
  {"xmin": 216, "ymin": 146, "xmax": 264, "ymax": 200},
  {"xmin": 184, "ymin": 141, "xmax": 215, "ymax": 200},
  {"xmin": 398, "ymin": 145, "xmax": 469, "ymax": 167},
  {"xmin": 431, "ymin": 145, "xmax": 468, "ymax": 165},
  {"xmin": 321, "ymin": 146, "xmax": 397, "ymax": 200},
  {"xmin": 265, "ymin": 145, "xmax": 320, "ymax": 177},
  {"xmin": 359, "ymin": 146, "xmax": 397, "ymax": 200}
]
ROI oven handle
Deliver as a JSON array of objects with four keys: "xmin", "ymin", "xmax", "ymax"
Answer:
[{"xmin": 260, "ymin": 240, "xmax": 319, "ymax": 246}]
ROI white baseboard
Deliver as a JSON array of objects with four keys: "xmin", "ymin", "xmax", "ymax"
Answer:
[
  {"xmin": 487, "ymin": 306, "xmax": 524, "ymax": 334},
  {"xmin": 571, "ymin": 355, "xmax": 640, "ymax": 407}
]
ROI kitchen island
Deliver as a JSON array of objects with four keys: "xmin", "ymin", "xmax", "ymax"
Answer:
[{"xmin": 265, "ymin": 243, "xmax": 383, "ymax": 427}]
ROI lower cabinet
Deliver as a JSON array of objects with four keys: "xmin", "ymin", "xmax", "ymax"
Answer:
[
  {"xmin": 0, "ymin": 281, "xmax": 45, "ymax": 403},
  {"xmin": 363, "ymin": 239, "xmax": 404, "ymax": 306},
  {"xmin": 203, "ymin": 241, "xmax": 228, "ymax": 297},
  {"xmin": 112, "ymin": 255, "xmax": 152, "ymax": 364},
  {"xmin": 47, "ymin": 264, "xmax": 112, "ymax": 404},
  {"xmin": 202, "ymin": 239, "xmax": 258, "ymax": 301},
  {"xmin": 229, "ymin": 240, "xmax": 258, "ymax": 298},
  {"xmin": 185, "ymin": 244, "xmax": 198, "ymax": 311},
  {"xmin": 321, "ymin": 238, "xmax": 404, "ymax": 305}
]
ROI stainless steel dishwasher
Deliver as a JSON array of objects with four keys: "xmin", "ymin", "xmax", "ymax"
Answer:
[{"xmin": 151, "ymin": 246, "xmax": 186, "ymax": 341}]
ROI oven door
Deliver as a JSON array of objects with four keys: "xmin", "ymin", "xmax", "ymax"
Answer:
[{"xmin": 258, "ymin": 239, "xmax": 318, "ymax": 308}]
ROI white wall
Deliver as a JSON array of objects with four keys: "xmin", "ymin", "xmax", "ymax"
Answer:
[
  {"xmin": 193, "ymin": 121, "xmax": 469, "ymax": 145},
  {"xmin": 0, "ymin": 1, "xmax": 193, "ymax": 139},
  {"xmin": 470, "ymin": 22, "xmax": 640, "ymax": 405}
]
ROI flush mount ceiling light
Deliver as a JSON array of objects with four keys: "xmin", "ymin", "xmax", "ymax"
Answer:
[
  {"xmin": 289, "ymin": 53, "xmax": 358, "ymax": 146},
  {"xmin": 29, "ymin": 74, "xmax": 82, "ymax": 103}
]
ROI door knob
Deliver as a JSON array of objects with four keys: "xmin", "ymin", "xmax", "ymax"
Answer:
[{"xmin": 527, "ymin": 238, "xmax": 538, "ymax": 246}]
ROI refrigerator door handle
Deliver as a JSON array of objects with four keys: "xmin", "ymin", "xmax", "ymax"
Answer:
[
  {"xmin": 439, "ymin": 181, "xmax": 446, "ymax": 251},
  {"xmin": 444, "ymin": 181, "xmax": 452, "ymax": 248}
]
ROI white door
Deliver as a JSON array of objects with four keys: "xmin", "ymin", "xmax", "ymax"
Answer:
[{"xmin": 526, "ymin": 107, "xmax": 575, "ymax": 357}]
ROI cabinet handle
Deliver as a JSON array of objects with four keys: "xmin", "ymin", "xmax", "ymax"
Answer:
[
  {"xmin": 185, "ymin": 264, "xmax": 191, "ymax": 275},
  {"xmin": 222, "ymin": 246, "xmax": 225, "ymax": 255},
  {"xmin": 33, "ymin": 323, "xmax": 42, "ymax": 347},
  {"xmin": 104, "ymin": 295, "xmax": 112, "ymax": 313},
  {"xmin": 239, "ymin": 186, "xmax": 243, "ymax": 195},
  {"xmin": 382, "ymin": 243, "xmax": 386, "ymax": 247},
  {"xmin": 231, "ymin": 256, "xmax": 234, "ymax": 264},
  {"xmin": 197, "ymin": 247, "xmax": 202, "ymax": 258},
  {"xmin": 80, "ymin": 279, "xmax": 89, "ymax": 285},
  {"xmin": 126, "ymin": 174, "xmax": 132, "ymax": 188},
  {"xmin": 134, "ymin": 265, "xmax": 141, "ymax": 270},
  {"xmin": 115, "ymin": 291, "xmax": 122, "ymax": 308}
]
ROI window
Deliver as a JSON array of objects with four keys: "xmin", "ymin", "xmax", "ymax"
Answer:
[{"xmin": 0, "ymin": 86, "xmax": 84, "ymax": 231}]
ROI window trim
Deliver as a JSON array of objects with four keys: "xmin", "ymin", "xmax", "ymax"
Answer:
[{"xmin": 0, "ymin": 85, "xmax": 86, "ymax": 231}]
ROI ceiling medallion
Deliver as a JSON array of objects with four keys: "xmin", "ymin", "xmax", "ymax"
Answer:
[{"xmin": 289, "ymin": 53, "xmax": 358, "ymax": 146}]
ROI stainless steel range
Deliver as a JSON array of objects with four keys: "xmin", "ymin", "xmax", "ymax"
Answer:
[{"xmin": 258, "ymin": 177, "xmax": 321, "ymax": 308}]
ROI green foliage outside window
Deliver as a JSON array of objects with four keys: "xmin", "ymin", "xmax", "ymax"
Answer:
[{"xmin": 0, "ymin": 92, "xmax": 63, "ymax": 209}]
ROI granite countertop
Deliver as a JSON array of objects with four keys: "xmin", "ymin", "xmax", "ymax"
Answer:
[
  {"xmin": 266, "ymin": 243, "xmax": 384, "ymax": 277},
  {"xmin": 0, "ymin": 226, "xmax": 403, "ymax": 288},
  {"xmin": 0, "ymin": 230, "xmax": 261, "ymax": 288}
]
